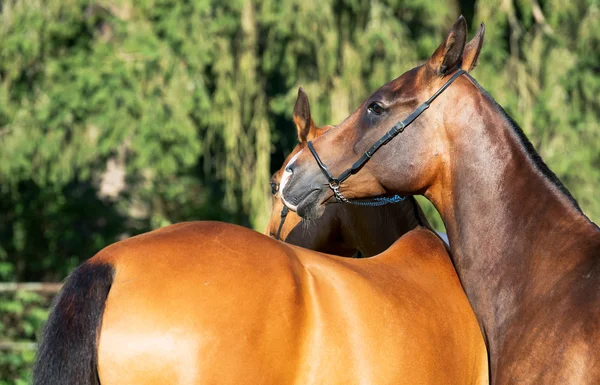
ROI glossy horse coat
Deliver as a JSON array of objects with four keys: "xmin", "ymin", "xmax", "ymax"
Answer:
[
  {"xmin": 281, "ymin": 16, "xmax": 600, "ymax": 385},
  {"xmin": 33, "ymin": 222, "xmax": 488, "ymax": 385},
  {"xmin": 98, "ymin": 223, "xmax": 486, "ymax": 384}
]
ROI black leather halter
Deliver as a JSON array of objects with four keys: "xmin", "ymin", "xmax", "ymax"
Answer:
[{"xmin": 307, "ymin": 69, "xmax": 466, "ymax": 203}]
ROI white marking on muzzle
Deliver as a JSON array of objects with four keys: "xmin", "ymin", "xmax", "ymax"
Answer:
[{"xmin": 279, "ymin": 150, "xmax": 303, "ymax": 211}]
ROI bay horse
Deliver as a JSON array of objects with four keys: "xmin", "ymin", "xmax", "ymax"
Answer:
[
  {"xmin": 280, "ymin": 16, "xmax": 600, "ymax": 385},
  {"xmin": 266, "ymin": 87, "xmax": 431, "ymax": 257},
  {"xmin": 33, "ymin": 93, "xmax": 487, "ymax": 385}
]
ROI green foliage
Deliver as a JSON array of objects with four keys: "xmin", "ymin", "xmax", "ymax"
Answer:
[
  {"xmin": 0, "ymin": 290, "xmax": 52, "ymax": 385},
  {"xmin": 0, "ymin": 0, "xmax": 598, "ymax": 382}
]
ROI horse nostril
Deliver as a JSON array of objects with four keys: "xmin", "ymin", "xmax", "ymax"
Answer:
[{"xmin": 285, "ymin": 166, "xmax": 293, "ymax": 174}]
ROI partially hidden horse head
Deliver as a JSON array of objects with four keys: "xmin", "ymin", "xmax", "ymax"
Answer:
[{"xmin": 266, "ymin": 88, "xmax": 430, "ymax": 257}]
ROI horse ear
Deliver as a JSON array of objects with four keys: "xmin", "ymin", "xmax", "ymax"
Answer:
[
  {"xmin": 428, "ymin": 15, "xmax": 468, "ymax": 76},
  {"xmin": 461, "ymin": 22, "xmax": 485, "ymax": 72},
  {"xmin": 293, "ymin": 87, "xmax": 317, "ymax": 143}
]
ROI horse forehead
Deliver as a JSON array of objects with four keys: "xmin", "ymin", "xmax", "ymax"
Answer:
[
  {"xmin": 364, "ymin": 79, "xmax": 410, "ymax": 105},
  {"xmin": 387, "ymin": 67, "xmax": 422, "ymax": 93}
]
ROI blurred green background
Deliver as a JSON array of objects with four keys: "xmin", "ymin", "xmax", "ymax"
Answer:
[{"xmin": 0, "ymin": 0, "xmax": 598, "ymax": 383}]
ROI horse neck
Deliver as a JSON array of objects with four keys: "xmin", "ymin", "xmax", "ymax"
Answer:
[
  {"xmin": 340, "ymin": 197, "xmax": 427, "ymax": 257},
  {"xmin": 429, "ymin": 84, "xmax": 599, "ymax": 366}
]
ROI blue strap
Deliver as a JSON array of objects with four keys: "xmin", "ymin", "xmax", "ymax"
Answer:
[{"xmin": 344, "ymin": 194, "xmax": 405, "ymax": 207}]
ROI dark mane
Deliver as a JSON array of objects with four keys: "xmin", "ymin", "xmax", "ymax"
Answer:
[{"xmin": 466, "ymin": 74, "xmax": 582, "ymax": 213}]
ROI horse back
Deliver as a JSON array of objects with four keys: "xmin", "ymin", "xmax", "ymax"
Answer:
[{"xmin": 94, "ymin": 222, "xmax": 488, "ymax": 385}]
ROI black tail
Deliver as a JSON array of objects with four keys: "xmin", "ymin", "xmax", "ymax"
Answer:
[{"xmin": 33, "ymin": 261, "xmax": 114, "ymax": 385}]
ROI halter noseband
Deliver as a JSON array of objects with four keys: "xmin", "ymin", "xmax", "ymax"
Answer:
[{"xmin": 307, "ymin": 69, "xmax": 466, "ymax": 204}]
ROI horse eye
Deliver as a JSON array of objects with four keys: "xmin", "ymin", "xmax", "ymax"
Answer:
[
  {"xmin": 368, "ymin": 102, "xmax": 384, "ymax": 115},
  {"xmin": 270, "ymin": 182, "xmax": 279, "ymax": 195}
]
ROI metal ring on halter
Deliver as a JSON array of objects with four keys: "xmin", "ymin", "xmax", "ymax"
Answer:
[
  {"xmin": 306, "ymin": 69, "xmax": 466, "ymax": 206},
  {"xmin": 329, "ymin": 183, "xmax": 349, "ymax": 203}
]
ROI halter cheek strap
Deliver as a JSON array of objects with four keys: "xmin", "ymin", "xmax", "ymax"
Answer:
[
  {"xmin": 307, "ymin": 69, "xmax": 466, "ymax": 204},
  {"xmin": 274, "ymin": 205, "xmax": 289, "ymax": 240}
]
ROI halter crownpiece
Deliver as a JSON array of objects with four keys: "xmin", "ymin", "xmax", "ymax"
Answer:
[{"xmin": 308, "ymin": 69, "xmax": 466, "ymax": 204}]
